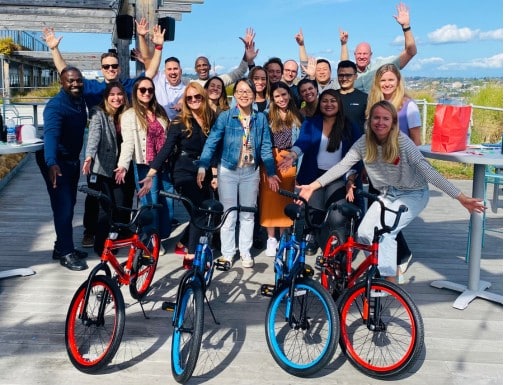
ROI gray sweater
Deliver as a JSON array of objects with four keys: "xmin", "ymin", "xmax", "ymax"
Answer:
[
  {"xmin": 317, "ymin": 132, "xmax": 461, "ymax": 199},
  {"xmin": 85, "ymin": 107, "xmax": 118, "ymax": 178}
]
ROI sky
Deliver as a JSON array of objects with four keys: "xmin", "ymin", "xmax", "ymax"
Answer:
[{"xmin": 55, "ymin": 0, "xmax": 503, "ymax": 79}]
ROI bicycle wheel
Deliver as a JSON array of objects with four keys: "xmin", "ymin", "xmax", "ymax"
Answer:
[
  {"xmin": 320, "ymin": 230, "xmax": 346, "ymax": 301},
  {"xmin": 65, "ymin": 275, "xmax": 125, "ymax": 373},
  {"xmin": 338, "ymin": 279, "xmax": 424, "ymax": 378},
  {"xmin": 265, "ymin": 278, "xmax": 340, "ymax": 377},
  {"xmin": 171, "ymin": 282, "xmax": 204, "ymax": 384},
  {"xmin": 129, "ymin": 230, "xmax": 160, "ymax": 300}
]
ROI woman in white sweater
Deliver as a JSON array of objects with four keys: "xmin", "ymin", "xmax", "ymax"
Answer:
[
  {"xmin": 115, "ymin": 76, "xmax": 173, "ymax": 240},
  {"xmin": 297, "ymin": 100, "xmax": 484, "ymax": 282}
]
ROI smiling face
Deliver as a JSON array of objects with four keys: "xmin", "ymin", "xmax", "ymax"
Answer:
[
  {"xmin": 266, "ymin": 63, "xmax": 283, "ymax": 84},
  {"xmin": 61, "ymin": 68, "xmax": 84, "ymax": 99},
  {"xmin": 106, "ymin": 86, "xmax": 125, "ymax": 110},
  {"xmin": 100, "ymin": 56, "xmax": 120, "ymax": 82},
  {"xmin": 206, "ymin": 78, "xmax": 223, "ymax": 102},
  {"xmin": 194, "ymin": 57, "xmax": 211, "ymax": 80},
  {"xmin": 319, "ymin": 93, "xmax": 339, "ymax": 117},
  {"xmin": 298, "ymin": 81, "xmax": 318, "ymax": 104},
  {"xmin": 379, "ymin": 71, "xmax": 399, "ymax": 99},
  {"xmin": 234, "ymin": 81, "xmax": 255, "ymax": 109},
  {"xmin": 354, "ymin": 43, "xmax": 372, "ymax": 71},
  {"xmin": 272, "ymin": 86, "xmax": 290, "ymax": 110},
  {"xmin": 315, "ymin": 62, "xmax": 332, "ymax": 84},
  {"xmin": 251, "ymin": 69, "xmax": 268, "ymax": 94},
  {"xmin": 136, "ymin": 79, "xmax": 154, "ymax": 106},
  {"xmin": 165, "ymin": 59, "xmax": 182, "ymax": 87},
  {"xmin": 283, "ymin": 60, "xmax": 298, "ymax": 83},
  {"xmin": 370, "ymin": 105, "xmax": 394, "ymax": 142},
  {"xmin": 184, "ymin": 87, "xmax": 204, "ymax": 112}
]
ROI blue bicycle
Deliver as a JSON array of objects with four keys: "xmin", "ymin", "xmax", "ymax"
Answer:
[
  {"xmin": 260, "ymin": 189, "xmax": 340, "ymax": 377},
  {"xmin": 159, "ymin": 190, "xmax": 256, "ymax": 384}
]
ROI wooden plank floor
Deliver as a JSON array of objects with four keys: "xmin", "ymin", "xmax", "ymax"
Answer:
[{"xmin": 0, "ymin": 154, "xmax": 504, "ymax": 385}]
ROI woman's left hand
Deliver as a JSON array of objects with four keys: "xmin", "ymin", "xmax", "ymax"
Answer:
[
  {"xmin": 345, "ymin": 180, "xmax": 355, "ymax": 202},
  {"xmin": 457, "ymin": 193, "xmax": 486, "ymax": 213},
  {"xmin": 137, "ymin": 177, "xmax": 153, "ymax": 197},
  {"xmin": 268, "ymin": 175, "xmax": 281, "ymax": 192}
]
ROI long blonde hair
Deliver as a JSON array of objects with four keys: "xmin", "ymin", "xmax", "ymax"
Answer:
[
  {"xmin": 365, "ymin": 63, "xmax": 409, "ymax": 119},
  {"xmin": 365, "ymin": 100, "xmax": 400, "ymax": 163},
  {"xmin": 178, "ymin": 82, "xmax": 216, "ymax": 138}
]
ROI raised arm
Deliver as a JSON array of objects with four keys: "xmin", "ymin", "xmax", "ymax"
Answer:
[
  {"xmin": 393, "ymin": 2, "xmax": 417, "ymax": 69},
  {"xmin": 295, "ymin": 28, "xmax": 309, "ymax": 76},
  {"xmin": 339, "ymin": 27, "xmax": 349, "ymax": 61},
  {"xmin": 135, "ymin": 17, "xmax": 152, "ymax": 68},
  {"xmin": 42, "ymin": 27, "xmax": 67, "ymax": 74},
  {"xmin": 144, "ymin": 24, "xmax": 165, "ymax": 79},
  {"xmin": 218, "ymin": 28, "xmax": 255, "ymax": 86}
]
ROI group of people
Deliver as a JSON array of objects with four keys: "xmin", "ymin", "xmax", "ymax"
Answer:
[{"xmin": 37, "ymin": 3, "xmax": 484, "ymax": 286}]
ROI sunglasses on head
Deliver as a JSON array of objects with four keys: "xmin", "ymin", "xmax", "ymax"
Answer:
[
  {"xmin": 138, "ymin": 87, "xmax": 154, "ymax": 95},
  {"xmin": 102, "ymin": 64, "xmax": 119, "ymax": 70},
  {"xmin": 186, "ymin": 94, "xmax": 203, "ymax": 102}
]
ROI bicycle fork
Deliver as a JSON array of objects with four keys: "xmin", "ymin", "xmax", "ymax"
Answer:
[{"xmin": 362, "ymin": 268, "xmax": 386, "ymax": 332}]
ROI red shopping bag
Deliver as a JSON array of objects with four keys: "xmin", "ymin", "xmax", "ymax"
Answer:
[{"xmin": 431, "ymin": 104, "xmax": 472, "ymax": 152}]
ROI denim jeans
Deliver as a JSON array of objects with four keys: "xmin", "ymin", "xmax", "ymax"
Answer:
[
  {"xmin": 133, "ymin": 163, "xmax": 174, "ymax": 239},
  {"xmin": 217, "ymin": 165, "xmax": 260, "ymax": 258},
  {"xmin": 357, "ymin": 187, "xmax": 429, "ymax": 277},
  {"xmin": 36, "ymin": 151, "xmax": 80, "ymax": 255}
]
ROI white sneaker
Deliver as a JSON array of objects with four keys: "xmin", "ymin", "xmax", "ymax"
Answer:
[
  {"xmin": 241, "ymin": 254, "xmax": 254, "ymax": 268},
  {"xmin": 265, "ymin": 237, "xmax": 278, "ymax": 257},
  {"xmin": 397, "ymin": 253, "xmax": 412, "ymax": 285}
]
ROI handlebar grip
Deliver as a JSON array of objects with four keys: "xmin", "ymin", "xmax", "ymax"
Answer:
[
  {"xmin": 398, "ymin": 204, "xmax": 408, "ymax": 213},
  {"xmin": 355, "ymin": 188, "xmax": 378, "ymax": 202},
  {"xmin": 239, "ymin": 206, "xmax": 257, "ymax": 213},
  {"xmin": 278, "ymin": 189, "xmax": 307, "ymax": 205},
  {"xmin": 159, "ymin": 190, "xmax": 181, "ymax": 200},
  {"xmin": 78, "ymin": 184, "xmax": 109, "ymax": 201}
]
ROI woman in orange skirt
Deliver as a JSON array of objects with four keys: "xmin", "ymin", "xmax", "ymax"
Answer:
[{"xmin": 260, "ymin": 81, "xmax": 303, "ymax": 257}]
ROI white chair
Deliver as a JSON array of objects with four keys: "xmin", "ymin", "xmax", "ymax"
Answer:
[{"xmin": 2, "ymin": 105, "xmax": 34, "ymax": 126}]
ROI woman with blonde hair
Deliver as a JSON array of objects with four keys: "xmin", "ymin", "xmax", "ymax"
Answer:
[
  {"xmin": 139, "ymin": 82, "xmax": 217, "ymax": 268},
  {"xmin": 365, "ymin": 63, "xmax": 421, "ymax": 145},
  {"xmin": 297, "ymin": 100, "xmax": 483, "ymax": 283}
]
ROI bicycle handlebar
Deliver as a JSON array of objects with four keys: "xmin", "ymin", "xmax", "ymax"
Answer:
[
  {"xmin": 355, "ymin": 189, "xmax": 408, "ymax": 235},
  {"xmin": 159, "ymin": 190, "xmax": 257, "ymax": 233},
  {"xmin": 78, "ymin": 184, "xmax": 162, "ymax": 229}
]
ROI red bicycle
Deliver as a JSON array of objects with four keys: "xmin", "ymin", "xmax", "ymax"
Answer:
[
  {"xmin": 65, "ymin": 185, "xmax": 161, "ymax": 373},
  {"xmin": 318, "ymin": 189, "xmax": 424, "ymax": 378}
]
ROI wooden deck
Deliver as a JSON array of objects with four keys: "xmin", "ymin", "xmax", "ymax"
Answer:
[{"xmin": 0, "ymin": 154, "xmax": 504, "ymax": 385}]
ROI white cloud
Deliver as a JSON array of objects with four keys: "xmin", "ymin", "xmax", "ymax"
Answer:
[
  {"xmin": 405, "ymin": 57, "xmax": 445, "ymax": 71},
  {"xmin": 428, "ymin": 24, "xmax": 479, "ymax": 43},
  {"xmin": 428, "ymin": 25, "xmax": 502, "ymax": 44},
  {"xmin": 437, "ymin": 53, "xmax": 503, "ymax": 71}
]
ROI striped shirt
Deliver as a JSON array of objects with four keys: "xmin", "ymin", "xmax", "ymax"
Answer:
[{"xmin": 317, "ymin": 132, "xmax": 461, "ymax": 198}]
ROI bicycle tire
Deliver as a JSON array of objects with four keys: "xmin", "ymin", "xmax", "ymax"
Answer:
[
  {"xmin": 65, "ymin": 275, "xmax": 125, "ymax": 373},
  {"xmin": 129, "ymin": 230, "xmax": 160, "ymax": 300},
  {"xmin": 265, "ymin": 277, "xmax": 340, "ymax": 377},
  {"xmin": 171, "ymin": 282, "xmax": 204, "ymax": 384},
  {"xmin": 338, "ymin": 279, "xmax": 424, "ymax": 378},
  {"xmin": 320, "ymin": 230, "xmax": 346, "ymax": 301}
]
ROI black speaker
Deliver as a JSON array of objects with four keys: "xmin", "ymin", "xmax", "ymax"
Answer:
[
  {"xmin": 116, "ymin": 15, "xmax": 134, "ymax": 40},
  {"xmin": 158, "ymin": 17, "xmax": 175, "ymax": 41}
]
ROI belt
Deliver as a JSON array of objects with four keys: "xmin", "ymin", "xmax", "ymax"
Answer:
[{"xmin": 180, "ymin": 151, "xmax": 200, "ymax": 160}]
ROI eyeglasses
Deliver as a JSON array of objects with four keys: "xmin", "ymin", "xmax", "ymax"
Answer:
[
  {"xmin": 138, "ymin": 87, "xmax": 154, "ymax": 95},
  {"xmin": 338, "ymin": 73, "xmax": 355, "ymax": 79},
  {"xmin": 101, "ymin": 64, "xmax": 119, "ymax": 70},
  {"xmin": 186, "ymin": 94, "xmax": 204, "ymax": 102},
  {"xmin": 235, "ymin": 89, "xmax": 253, "ymax": 97}
]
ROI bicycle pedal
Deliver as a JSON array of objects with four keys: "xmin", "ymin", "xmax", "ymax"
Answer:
[
  {"xmin": 260, "ymin": 284, "xmax": 275, "ymax": 297},
  {"xmin": 303, "ymin": 264, "xmax": 314, "ymax": 277},
  {"xmin": 162, "ymin": 301, "xmax": 176, "ymax": 312},
  {"xmin": 140, "ymin": 255, "xmax": 154, "ymax": 266},
  {"xmin": 215, "ymin": 260, "xmax": 231, "ymax": 271}
]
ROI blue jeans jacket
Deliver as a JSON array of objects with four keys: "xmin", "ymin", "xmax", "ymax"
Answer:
[{"xmin": 198, "ymin": 107, "xmax": 276, "ymax": 176}]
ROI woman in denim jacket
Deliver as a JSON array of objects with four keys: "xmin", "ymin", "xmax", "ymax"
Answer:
[{"xmin": 197, "ymin": 78, "xmax": 280, "ymax": 269}]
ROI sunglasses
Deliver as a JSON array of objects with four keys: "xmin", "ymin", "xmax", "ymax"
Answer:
[
  {"xmin": 138, "ymin": 87, "xmax": 154, "ymax": 95},
  {"xmin": 101, "ymin": 64, "xmax": 119, "ymax": 70},
  {"xmin": 186, "ymin": 94, "xmax": 203, "ymax": 102}
]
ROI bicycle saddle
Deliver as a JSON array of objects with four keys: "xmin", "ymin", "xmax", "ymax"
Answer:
[{"xmin": 284, "ymin": 203, "xmax": 303, "ymax": 221}]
